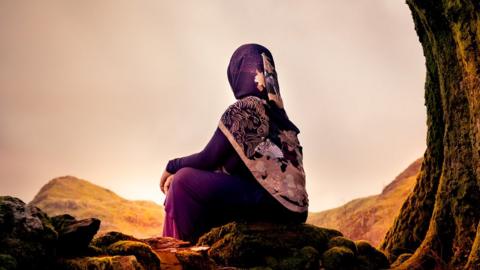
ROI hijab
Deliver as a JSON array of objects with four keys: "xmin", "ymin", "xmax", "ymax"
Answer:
[{"xmin": 218, "ymin": 44, "xmax": 309, "ymax": 213}]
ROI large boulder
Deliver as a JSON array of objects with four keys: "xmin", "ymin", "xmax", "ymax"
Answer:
[
  {"xmin": 0, "ymin": 196, "xmax": 58, "ymax": 269},
  {"xmin": 51, "ymin": 214, "xmax": 101, "ymax": 255},
  {"xmin": 197, "ymin": 221, "xmax": 341, "ymax": 269},
  {"xmin": 197, "ymin": 221, "xmax": 390, "ymax": 270}
]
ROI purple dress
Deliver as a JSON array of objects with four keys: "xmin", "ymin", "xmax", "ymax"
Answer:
[{"xmin": 162, "ymin": 127, "xmax": 307, "ymax": 243}]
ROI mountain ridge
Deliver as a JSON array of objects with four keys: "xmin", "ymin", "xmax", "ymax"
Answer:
[
  {"xmin": 30, "ymin": 175, "xmax": 164, "ymax": 238},
  {"xmin": 307, "ymin": 158, "xmax": 422, "ymax": 247}
]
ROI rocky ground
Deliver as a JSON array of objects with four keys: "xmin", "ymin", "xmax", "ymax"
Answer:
[{"xmin": 0, "ymin": 196, "xmax": 390, "ymax": 269}]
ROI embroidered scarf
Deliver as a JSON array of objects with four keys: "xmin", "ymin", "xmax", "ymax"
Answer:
[{"xmin": 218, "ymin": 44, "xmax": 309, "ymax": 213}]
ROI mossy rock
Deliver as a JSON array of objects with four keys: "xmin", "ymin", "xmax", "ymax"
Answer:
[
  {"xmin": 328, "ymin": 236, "xmax": 358, "ymax": 255},
  {"xmin": 175, "ymin": 249, "xmax": 216, "ymax": 270},
  {"xmin": 276, "ymin": 246, "xmax": 320, "ymax": 270},
  {"xmin": 106, "ymin": 240, "xmax": 160, "ymax": 269},
  {"xmin": 0, "ymin": 254, "xmax": 17, "ymax": 270},
  {"xmin": 197, "ymin": 221, "xmax": 341, "ymax": 268},
  {"xmin": 51, "ymin": 214, "xmax": 101, "ymax": 256},
  {"xmin": 321, "ymin": 246, "xmax": 355, "ymax": 270},
  {"xmin": 259, "ymin": 247, "xmax": 319, "ymax": 270},
  {"xmin": 85, "ymin": 244, "xmax": 104, "ymax": 256},
  {"xmin": 355, "ymin": 240, "xmax": 390, "ymax": 269},
  {"xmin": 57, "ymin": 255, "xmax": 143, "ymax": 270},
  {"xmin": 92, "ymin": 231, "xmax": 140, "ymax": 249},
  {"xmin": 0, "ymin": 196, "xmax": 58, "ymax": 269},
  {"xmin": 50, "ymin": 214, "xmax": 77, "ymax": 231}
]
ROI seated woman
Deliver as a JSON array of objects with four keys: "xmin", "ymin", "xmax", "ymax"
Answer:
[{"xmin": 160, "ymin": 43, "xmax": 309, "ymax": 243}]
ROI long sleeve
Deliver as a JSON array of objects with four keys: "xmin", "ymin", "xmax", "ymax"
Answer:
[{"xmin": 165, "ymin": 127, "xmax": 232, "ymax": 174}]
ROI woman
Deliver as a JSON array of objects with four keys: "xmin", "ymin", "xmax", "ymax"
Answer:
[{"xmin": 160, "ymin": 44, "xmax": 309, "ymax": 243}]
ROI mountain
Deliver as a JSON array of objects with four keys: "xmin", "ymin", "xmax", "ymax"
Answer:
[
  {"xmin": 30, "ymin": 176, "xmax": 164, "ymax": 238},
  {"xmin": 307, "ymin": 158, "xmax": 422, "ymax": 247}
]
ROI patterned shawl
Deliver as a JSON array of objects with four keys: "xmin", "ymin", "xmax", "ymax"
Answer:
[{"xmin": 218, "ymin": 44, "xmax": 309, "ymax": 213}]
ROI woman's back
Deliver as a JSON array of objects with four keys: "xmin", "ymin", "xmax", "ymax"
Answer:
[{"xmin": 161, "ymin": 43, "xmax": 308, "ymax": 242}]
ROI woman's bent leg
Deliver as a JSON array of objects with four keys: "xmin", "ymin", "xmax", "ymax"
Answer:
[{"xmin": 162, "ymin": 167, "xmax": 265, "ymax": 243}]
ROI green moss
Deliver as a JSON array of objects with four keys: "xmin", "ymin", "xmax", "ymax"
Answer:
[
  {"xmin": 85, "ymin": 244, "xmax": 104, "ymax": 256},
  {"xmin": 175, "ymin": 250, "xmax": 216, "ymax": 270},
  {"xmin": 328, "ymin": 236, "xmax": 357, "ymax": 255},
  {"xmin": 92, "ymin": 231, "xmax": 140, "ymax": 249},
  {"xmin": 356, "ymin": 256, "xmax": 373, "ymax": 270},
  {"xmin": 197, "ymin": 222, "xmax": 237, "ymax": 246},
  {"xmin": 57, "ymin": 255, "xmax": 143, "ymax": 270},
  {"xmin": 298, "ymin": 246, "xmax": 321, "ymax": 269},
  {"xmin": 207, "ymin": 231, "xmax": 271, "ymax": 266},
  {"xmin": 355, "ymin": 240, "xmax": 389, "ymax": 269},
  {"xmin": 276, "ymin": 246, "xmax": 320, "ymax": 270},
  {"xmin": 0, "ymin": 254, "xmax": 17, "ymax": 270},
  {"xmin": 264, "ymin": 256, "xmax": 278, "ymax": 268},
  {"xmin": 106, "ymin": 240, "xmax": 160, "ymax": 269},
  {"xmin": 321, "ymin": 246, "xmax": 355, "ymax": 270}
]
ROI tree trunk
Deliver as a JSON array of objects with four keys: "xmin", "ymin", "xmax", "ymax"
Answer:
[{"xmin": 380, "ymin": 1, "xmax": 480, "ymax": 269}]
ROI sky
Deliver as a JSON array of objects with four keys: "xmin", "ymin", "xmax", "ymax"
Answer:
[{"xmin": 0, "ymin": 0, "xmax": 426, "ymax": 212}]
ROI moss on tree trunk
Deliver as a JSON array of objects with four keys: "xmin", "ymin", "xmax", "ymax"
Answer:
[{"xmin": 380, "ymin": 1, "xmax": 480, "ymax": 269}]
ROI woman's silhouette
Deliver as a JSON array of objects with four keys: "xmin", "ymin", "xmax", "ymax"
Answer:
[{"xmin": 160, "ymin": 44, "xmax": 309, "ymax": 243}]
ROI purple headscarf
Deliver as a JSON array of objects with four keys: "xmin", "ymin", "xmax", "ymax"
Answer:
[
  {"xmin": 227, "ymin": 44, "xmax": 300, "ymax": 133},
  {"xmin": 219, "ymin": 44, "xmax": 308, "ymax": 213}
]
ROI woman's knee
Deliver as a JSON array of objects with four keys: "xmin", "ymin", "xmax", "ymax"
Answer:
[{"xmin": 170, "ymin": 167, "xmax": 196, "ymax": 193}]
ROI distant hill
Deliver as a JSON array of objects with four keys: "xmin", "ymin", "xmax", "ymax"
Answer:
[
  {"xmin": 30, "ymin": 176, "xmax": 164, "ymax": 238},
  {"xmin": 307, "ymin": 158, "xmax": 422, "ymax": 247}
]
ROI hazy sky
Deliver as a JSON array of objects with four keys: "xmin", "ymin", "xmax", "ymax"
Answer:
[{"xmin": 0, "ymin": 0, "xmax": 426, "ymax": 212}]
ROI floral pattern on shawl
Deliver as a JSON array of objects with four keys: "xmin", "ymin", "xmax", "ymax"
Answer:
[
  {"xmin": 220, "ymin": 96, "xmax": 269, "ymax": 158},
  {"xmin": 219, "ymin": 96, "xmax": 309, "ymax": 212},
  {"xmin": 261, "ymin": 53, "xmax": 284, "ymax": 109},
  {"xmin": 278, "ymin": 130, "xmax": 303, "ymax": 168}
]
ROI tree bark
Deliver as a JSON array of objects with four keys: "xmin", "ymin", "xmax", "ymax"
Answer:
[{"xmin": 380, "ymin": 1, "xmax": 480, "ymax": 269}]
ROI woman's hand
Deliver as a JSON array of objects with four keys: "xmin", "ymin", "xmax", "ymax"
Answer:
[
  {"xmin": 160, "ymin": 170, "xmax": 172, "ymax": 194},
  {"xmin": 163, "ymin": 174, "xmax": 175, "ymax": 194}
]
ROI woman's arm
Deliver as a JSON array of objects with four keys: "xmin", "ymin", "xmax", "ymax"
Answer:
[{"xmin": 165, "ymin": 127, "xmax": 232, "ymax": 174}]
